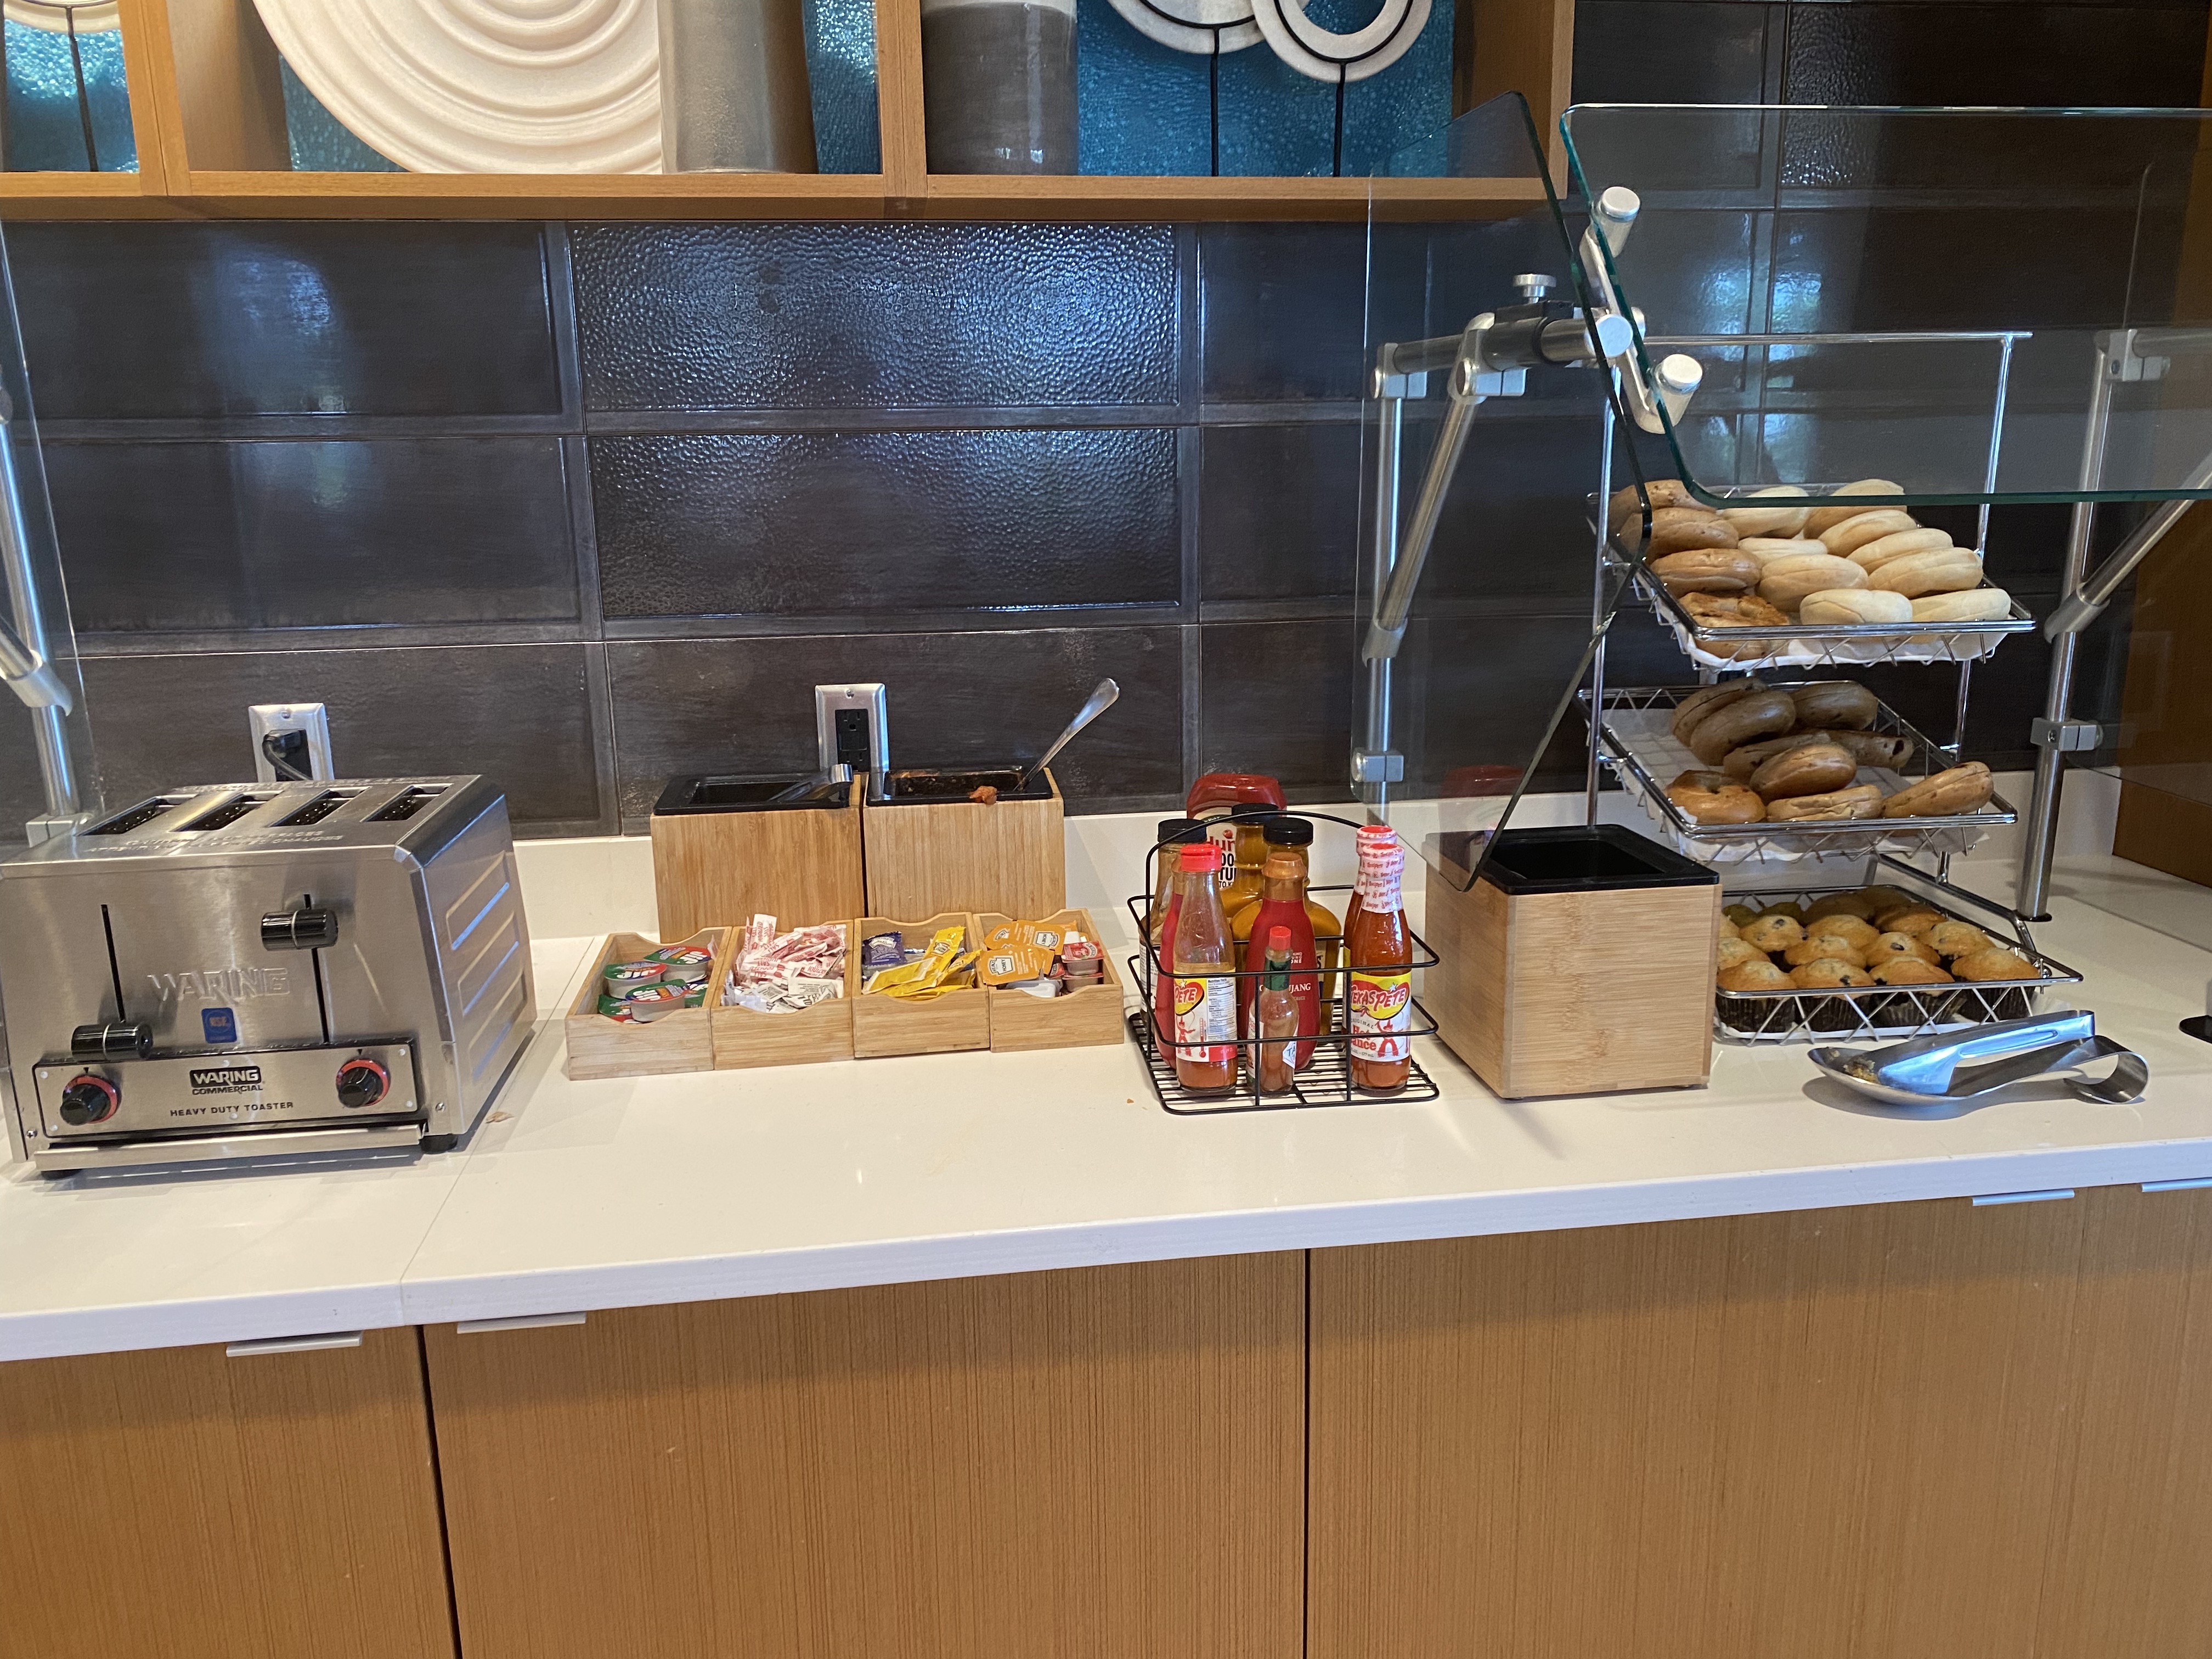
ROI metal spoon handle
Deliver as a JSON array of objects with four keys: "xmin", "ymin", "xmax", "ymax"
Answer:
[{"xmin": 1018, "ymin": 678, "xmax": 1119, "ymax": 792}]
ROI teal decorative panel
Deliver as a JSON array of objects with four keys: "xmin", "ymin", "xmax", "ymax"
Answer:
[
  {"xmin": 3, "ymin": 19, "xmax": 136, "ymax": 173},
  {"xmin": 280, "ymin": 60, "xmax": 402, "ymax": 172},
  {"xmin": 1079, "ymin": 0, "xmax": 1451, "ymax": 178},
  {"xmin": 804, "ymin": 0, "xmax": 882, "ymax": 173}
]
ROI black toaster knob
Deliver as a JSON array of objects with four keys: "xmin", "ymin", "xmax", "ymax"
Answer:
[
  {"xmin": 262, "ymin": 907, "xmax": 340, "ymax": 951},
  {"xmin": 335, "ymin": 1057, "xmax": 390, "ymax": 1109},
  {"xmin": 58, "ymin": 1075, "xmax": 119, "ymax": 1126}
]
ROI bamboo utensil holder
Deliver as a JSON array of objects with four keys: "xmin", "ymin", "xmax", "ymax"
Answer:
[
  {"xmin": 1422, "ymin": 826, "xmax": 1718, "ymax": 1098},
  {"xmin": 979, "ymin": 907, "xmax": 1126, "ymax": 1052},
  {"xmin": 862, "ymin": 769, "xmax": 1065, "ymax": 920},
  {"xmin": 650, "ymin": 775, "xmax": 864, "ymax": 939},
  {"xmin": 565, "ymin": 928, "xmax": 735, "ymax": 1081},
  {"xmin": 850, "ymin": 912, "xmax": 991, "ymax": 1059}
]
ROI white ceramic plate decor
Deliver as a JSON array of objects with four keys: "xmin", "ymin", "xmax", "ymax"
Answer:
[
  {"xmin": 7, "ymin": 2, "xmax": 123, "ymax": 33},
  {"xmin": 1104, "ymin": 0, "xmax": 1263, "ymax": 57},
  {"xmin": 1249, "ymin": 0, "xmax": 1428, "ymax": 83},
  {"xmin": 252, "ymin": 0, "xmax": 662, "ymax": 173}
]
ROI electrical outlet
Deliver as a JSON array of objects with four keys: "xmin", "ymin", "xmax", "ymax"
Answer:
[
  {"xmin": 814, "ymin": 684, "xmax": 888, "ymax": 778},
  {"xmin": 249, "ymin": 703, "xmax": 335, "ymax": 783}
]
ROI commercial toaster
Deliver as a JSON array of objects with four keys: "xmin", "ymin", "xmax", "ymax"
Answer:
[{"xmin": 0, "ymin": 776, "xmax": 534, "ymax": 1173}]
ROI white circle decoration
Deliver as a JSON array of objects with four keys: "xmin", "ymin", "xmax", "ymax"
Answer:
[
  {"xmin": 1250, "ymin": 0, "xmax": 1427, "ymax": 83},
  {"xmin": 1104, "ymin": 0, "xmax": 1262, "ymax": 56},
  {"xmin": 252, "ymin": 0, "xmax": 661, "ymax": 173},
  {"xmin": 6, "ymin": 3, "xmax": 122, "ymax": 33}
]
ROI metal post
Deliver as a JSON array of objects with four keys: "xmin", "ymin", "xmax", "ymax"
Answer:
[
  {"xmin": 2017, "ymin": 345, "xmax": 2115, "ymax": 919},
  {"xmin": 1586, "ymin": 390, "xmax": 1616, "ymax": 823},
  {"xmin": 1359, "ymin": 389, "xmax": 1404, "ymax": 806},
  {"xmin": 0, "ymin": 413, "xmax": 81, "ymax": 824}
]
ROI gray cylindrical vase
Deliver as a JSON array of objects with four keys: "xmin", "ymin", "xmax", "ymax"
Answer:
[
  {"xmin": 657, "ymin": 0, "xmax": 820, "ymax": 173},
  {"xmin": 920, "ymin": 0, "xmax": 1077, "ymax": 174}
]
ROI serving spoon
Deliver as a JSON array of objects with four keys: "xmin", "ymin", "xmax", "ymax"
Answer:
[{"xmin": 1014, "ymin": 679, "xmax": 1119, "ymax": 794}]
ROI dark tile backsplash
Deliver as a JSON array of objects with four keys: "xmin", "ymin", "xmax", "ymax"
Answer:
[
  {"xmin": 9, "ymin": 223, "xmax": 563, "ymax": 421},
  {"xmin": 48, "ymin": 437, "xmax": 581, "ymax": 635},
  {"xmin": 0, "ymin": 2, "xmax": 2175, "ymax": 839},
  {"xmin": 572, "ymin": 222, "xmax": 1181, "ymax": 412},
  {"xmin": 592, "ymin": 428, "xmax": 1180, "ymax": 622}
]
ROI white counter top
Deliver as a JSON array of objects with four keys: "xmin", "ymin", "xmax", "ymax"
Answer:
[{"xmin": 4, "ymin": 842, "xmax": 2210, "ymax": 1362}]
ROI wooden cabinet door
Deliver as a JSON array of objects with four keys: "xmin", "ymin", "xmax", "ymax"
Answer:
[
  {"xmin": 425, "ymin": 1254, "xmax": 1305, "ymax": 1659},
  {"xmin": 1310, "ymin": 1187, "xmax": 2212, "ymax": 1659},
  {"xmin": 0, "ymin": 1325, "xmax": 455, "ymax": 1659}
]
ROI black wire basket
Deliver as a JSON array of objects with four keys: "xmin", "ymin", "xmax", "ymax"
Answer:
[{"xmin": 1124, "ymin": 811, "xmax": 1444, "ymax": 1115}]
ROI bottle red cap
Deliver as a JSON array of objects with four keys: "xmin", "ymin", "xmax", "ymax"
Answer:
[
  {"xmin": 1178, "ymin": 842, "xmax": 1223, "ymax": 873},
  {"xmin": 1267, "ymin": 924, "xmax": 1291, "ymax": 951}
]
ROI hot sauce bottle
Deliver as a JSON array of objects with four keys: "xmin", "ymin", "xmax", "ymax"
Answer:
[
  {"xmin": 1169, "ymin": 842, "xmax": 1239, "ymax": 1092},
  {"xmin": 1255, "ymin": 926, "xmax": 1300, "ymax": 1094},
  {"xmin": 1146, "ymin": 818, "xmax": 1202, "ymax": 1049},
  {"xmin": 1347, "ymin": 834, "xmax": 1413, "ymax": 1093},
  {"xmin": 1237, "ymin": 851, "xmax": 1321, "ymax": 1070},
  {"xmin": 1339, "ymin": 822, "xmax": 1395, "ymax": 1019}
]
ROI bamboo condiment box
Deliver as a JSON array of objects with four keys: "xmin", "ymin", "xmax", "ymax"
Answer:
[
  {"xmin": 861, "ymin": 767, "xmax": 1065, "ymax": 921},
  {"xmin": 850, "ymin": 912, "xmax": 992, "ymax": 1059},
  {"xmin": 978, "ymin": 907, "xmax": 1127, "ymax": 1053},
  {"xmin": 650, "ymin": 773, "xmax": 864, "ymax": 941},
  {"xmin": 711, "ymin": 922, "xmax": 856, "ymax": 1070},
  {"xmin": 565, "ymin": 928, "xmax": 736, "ymax": 1081},
  {"xmin": 1421, "ymin": 825, "xmax": 1718, "ymax": 1098}
]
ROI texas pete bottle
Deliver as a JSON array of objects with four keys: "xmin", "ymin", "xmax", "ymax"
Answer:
[
  {"xmin": 1169, "ymin": 841, "xmax": 1240, "ymax": 1092},
  {"xmin": 1347, "ymin": 836, "xmax": 1413, "ymax": 1092}
]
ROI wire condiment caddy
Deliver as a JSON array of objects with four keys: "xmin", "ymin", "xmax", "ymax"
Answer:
[{"xmin": 1123, "ymin": 811, "xmax": 1443, "ymax": 1115}]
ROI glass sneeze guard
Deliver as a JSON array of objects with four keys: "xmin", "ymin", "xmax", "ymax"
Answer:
[
  {"xmin": 1560, "ymin": 104, "xmax": 2212, "ymax": 507},
  {"xmin": 0, "ymin": 223, "xmax": 98, "ymax": 843},
  {"xmin": 1355, "ymin": 94, "xmax": 1645, "ymax": 894}
]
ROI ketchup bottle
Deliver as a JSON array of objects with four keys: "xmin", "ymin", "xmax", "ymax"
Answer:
[
  {"xmin": 1169, "ymin": 842, "xmax": 1239, "ymax": 1092},
  {"xmin": 1347, "ymin": 836, "xmax": 1412, "ymax": 1093}
]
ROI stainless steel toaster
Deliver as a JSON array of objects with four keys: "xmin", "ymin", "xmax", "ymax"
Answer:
[{"xmin": 0, "ymin": 776, "xmax": 534, "ymax": 1173}]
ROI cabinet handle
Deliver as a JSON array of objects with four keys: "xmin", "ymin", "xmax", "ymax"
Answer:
[
  {"xmin": 456, "ymin": 1312, "xmax": 588, "ymax": 1335},
  {"xmin": 225, "ymin": 1331, "xmax": 365, "ymax": 1357},
  {"xmin": 1971, "ymin": 1189, "xmax": 2075, "ymax": 1206},
  {"xmin": 2143, "ymin": 1176, "xmax": 2212, "ymax": 1192}
]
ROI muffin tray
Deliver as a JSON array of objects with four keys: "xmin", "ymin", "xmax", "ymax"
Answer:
[
  {"xmin": 1584, "ymin": 685, "xmax": 2016, "ymax": 866},
  {"xmin": 1713, "ymin": 858, "xmax": 2080, "ymax": 1045},
  {"xmin": 1633, "ymin": 571, "xmax": 2034, "ymax": 674}
]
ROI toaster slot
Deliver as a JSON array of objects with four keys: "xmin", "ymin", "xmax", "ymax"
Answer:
[
  {"xmin": 176, "ymin": 792, "xmax": 281, "ymax": 834},
  {"xmin": 366, "ymin": 784, "xmax": 447, "ymax": 823},
  {"xmin": 87, "ymin": 795, "xmax": 194, "ymax": 836},
  {"xmin": 276, "ymin": 789, "xmax": 361, "ymax": 828}
]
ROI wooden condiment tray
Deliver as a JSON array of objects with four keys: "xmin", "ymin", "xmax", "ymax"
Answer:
[
  {"xmin": 850, "ymin": 912, "xmax": 991, "ymax": 1059},
  {"xmin": 564, "ymin": 928, "xmax": 735, "ymax": 1081},
  {"xmin": 979, "ymin": 907, "xmax": 1127, "ymax": 1053}
]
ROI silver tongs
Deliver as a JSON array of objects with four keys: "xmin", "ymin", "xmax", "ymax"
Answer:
[{"xmin": 1810, "ymin": 1012, "xmax": 2148, "ymax": 1107}]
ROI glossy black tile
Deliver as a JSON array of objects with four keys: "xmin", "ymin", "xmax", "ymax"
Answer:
[
  {"xmin": 1199, "ymin": 223, "xmax": 1366, "ymax": 403},
  {"xmin": 8, "ymin": 224, "xmax": 562, "ymax": 421},
  {"xmin": 1781, "ymin": 3, "xmax": 2207, "ymax": 108},
  {"xmin": 592, "ymin": 428, "xmax": 1178, "ymax": 620},
  {"xmin": 1574, "ymin": 1, "xmax": 1776, "ymax": 105},
  {"xmin": 0, "ymin": 701, "xmax": 45, "ymax": 844},
  {"xmin": 1424, "ymin": 411, "xmax": 1610, "ymax": 605},
  {"xmin": 606, "ymin": 627, "xmax": 1183, "ymax": 824},
  {"xmin": 49, "ymin": 438, "xmax": 578, "ymax": 636},
  {"xmin": 571, "ymin": 223, "xmax": 1178, "ymax": 411},
  {"xmin": 1200, "ymin": 619, "xmax": 1356, "ymax": 799},
  {"xmin": 78, "ymin": 645, "xmax": 607, "ymax": 833},
  {"xmin": 1199, "ymin": 422, "xmax": 1360, "ymax": 604}
]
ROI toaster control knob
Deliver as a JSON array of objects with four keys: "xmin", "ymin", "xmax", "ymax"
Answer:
[
  {"xmin": 262, "ymin": 908, "xmax": 340, "ymax": 952},
  {"xmin": 58, "ymin": 1075, "xmax": 119, "ymax": 1126},
  {"xmin": 335, "ymin": 1057, "xmax": 390, "ymax": 1109}
]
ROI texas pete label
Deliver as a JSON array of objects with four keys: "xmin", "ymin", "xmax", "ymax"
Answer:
[
  {"xmin": 1172, "ymin": 975, "xmax": 1237, "ymax": 1064},
  {"xmin": 1349, "ymin": 971, "xmax": 1412, "ymax": 1062}
]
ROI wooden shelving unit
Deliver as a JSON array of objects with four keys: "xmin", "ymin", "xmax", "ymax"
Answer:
[{"xmin": 0, "ymin": 0, "xmax": 1572, "ymax": 222}]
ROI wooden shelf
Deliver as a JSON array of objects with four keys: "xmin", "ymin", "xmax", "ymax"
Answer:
[{"xmin": 0, "ymin": 0, "xmax": 1573, "ymax": 224}]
